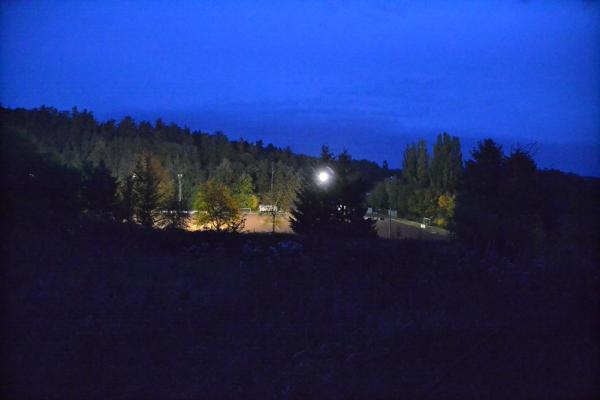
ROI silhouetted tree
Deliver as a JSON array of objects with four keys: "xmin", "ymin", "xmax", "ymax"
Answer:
[
  {"xmin": 81, "ymin": 160, "xmax": 118, "ymax": 218},
  {"xmin": 455, "ymin": 140, "xmax": 544, "ymax": 255},
  {"xmin": 500, "ymin": 148, "xmax": 544, "ymax": 250},
  {"xmin": 454, "ymin": 139, "xmax": 505, "ymax": 249},
  {"xmin": 291, "ymin": 150, "xmax": 374, "ymax": 237},
  {"xmin": 117, "ymin": 174, "xmax": 137, "ymax": 223},
  {"xmin": 0, "ymin": 129, "xmax": 83, "ymax": 225},
  {"xmin": 537, "ymin": 169, "xmax": 600, "ymax": 250},
  {"xmin": 132, "ymin": 155, "xmax": 173, "ymax": 227},
  {"xmin": 320, "ymin": 145, "xmax": 335, "ymax": 162},
  {"xmin": 462, "ymin": 139, "xmax": 504, "ymax": 200},
  {"xmin": 367, "ymin": 180, "xmax": 389, "ymax": 210},
  {"xmin": 289, "ymin": 178, "xmax": 325, "ymax": 235}
]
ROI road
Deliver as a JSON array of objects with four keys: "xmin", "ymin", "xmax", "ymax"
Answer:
[{"xmin": 375, "ymin": 216, "xmax": 449, "ymax": 240}]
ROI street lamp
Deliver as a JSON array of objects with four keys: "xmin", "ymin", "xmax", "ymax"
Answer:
[
  {"xmin": 315, "ymin": 167, "xmax": 334, "ymax": 186},
  {"xmin": 317, "ymin": 170, "xmax": 330, "ymax": 183}
]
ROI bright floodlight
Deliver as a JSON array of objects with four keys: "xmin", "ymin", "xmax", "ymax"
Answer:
[{"xmin": 317, "ymin": 170, "xmax": 330, "ymax": 184}]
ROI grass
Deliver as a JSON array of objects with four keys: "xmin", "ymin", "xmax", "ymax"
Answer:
[{"xmin": 1, "ymin": 218, "xmax": 598, "ymax": 399}]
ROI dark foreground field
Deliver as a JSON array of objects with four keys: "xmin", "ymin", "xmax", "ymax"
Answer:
[{"xmin": 1, "ymin": 219, "xmax": 598, "ymax": 399}]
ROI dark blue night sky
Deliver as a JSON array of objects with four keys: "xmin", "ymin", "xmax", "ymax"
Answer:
[{"xmin": 1, "ymin": 1, "xmax": 599, "ymax": 176}]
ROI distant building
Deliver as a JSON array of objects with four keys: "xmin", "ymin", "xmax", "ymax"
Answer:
[{"xmin": 259, "ymin": 204, "xmax": 278, "ymax": 213}]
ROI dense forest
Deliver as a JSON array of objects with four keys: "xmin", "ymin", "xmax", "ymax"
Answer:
[{"xmin": 0, "ymin": 106, "xmax": 390, "ymax": 210}]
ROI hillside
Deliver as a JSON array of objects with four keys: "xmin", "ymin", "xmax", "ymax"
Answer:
[{"xmin": 0, "ymin": 106, "xmax": 392, "ymax": 207}]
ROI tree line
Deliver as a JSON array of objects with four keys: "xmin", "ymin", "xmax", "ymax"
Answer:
[
  {"xmin": 367, "ymin": 134, "xmax": 599, "ymax": 256},
  {"xmin": 0, "ymin": 106, "xmax": 383, "ymax": 232},
  {"xmin": 0, "ymin": 106, "xmax": 387, "ymax": 209},
  {"xmin": 367, "ymin": 133, "xmax": 462, "ymax": 228},
  {"xmin": 2, "ymin": 105, "xmax": 598, "ymax": 256}
]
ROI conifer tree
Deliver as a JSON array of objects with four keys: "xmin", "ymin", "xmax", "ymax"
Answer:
[
  {"xmin": 81, "ymin": 160, "xmax": 118, "ymax": 218},
  {"xmin": 291, "ymin": 150, "xmax": 374, "ymax": 237},
  {"xmin": 132, "ymin": 155, "xmax": 173, "ymax": 227},
  {"xmin": 320, "ymin": 145, "xmax": 335, "ymax": 162},
  {"xmin": 453, "ymin": 139, "xmax": 544, "ymax": 253},
  {"xmin": 117, "ymin": 175, "xmax": 134, "ymax": 222},
  {"xmin": 289, "ymin": 176, "xmax": 332, "ymax": 235}
]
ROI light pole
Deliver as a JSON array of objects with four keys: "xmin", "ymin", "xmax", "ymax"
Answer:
[
  {"xmin": 270, "ymin": 162, "xmax": 276, "ymax": 233},
  {"xmin": 129, "ymin": 172, "xmax": 137, "ymax": 223},
  {"xmin": 177, "ymin": 173, "xmax": 183, "ymax": 211},
  {"xmin": 388, "ymin": 209, "xmax": 392, "ymax": 239}
]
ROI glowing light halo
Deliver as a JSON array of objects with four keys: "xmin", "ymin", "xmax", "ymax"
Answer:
[
  {"xmin": 315, "ymin": 167, "xmax": 334, "ymax": 186},
  {"xmin": 317, "ymin": 170, "xmax": 330, "ymax": 183}
]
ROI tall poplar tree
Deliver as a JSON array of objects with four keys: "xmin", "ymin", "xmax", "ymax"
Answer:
[
  {"xmin": 431, "ymin": 132, "xmax": 462, "ymax": 195},
  {"xmin": 416, "ymin": 139, "xmax": 430, "ymax": 188},
  {"xmin": 402, "ymin": 144, "xmax": 418, "ymax": 185}
]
